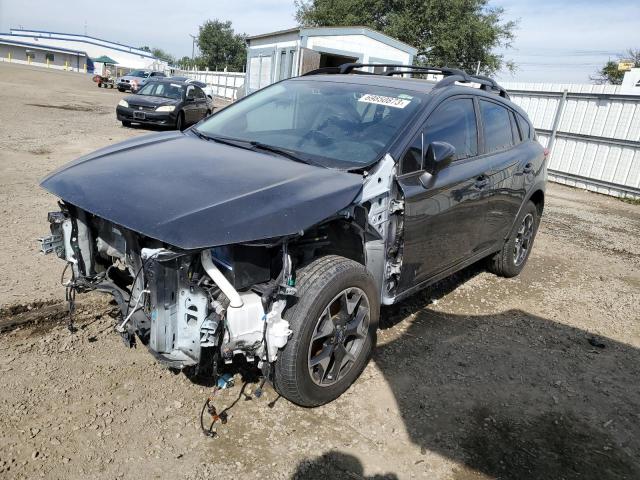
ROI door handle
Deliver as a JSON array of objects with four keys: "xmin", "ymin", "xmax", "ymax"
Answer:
[
  {"xmin": 523, "ymin": 163, "xmax": 534, "ymax": 174},
  {"xmin": 474, "ymin": 175, "xmax": 490, "ymax": 189}
]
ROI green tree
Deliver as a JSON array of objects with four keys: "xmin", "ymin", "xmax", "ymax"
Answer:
[
  {"xmin": 295, "ymin": 0, "xmax": 517, "ymax": 75},
  {"xmin": 197, "ymin": 19, "xmax": 247, "ymax": 71},
  {"xmin": 139, "ymin": 46, "xmax": 176, "ymax": 65},
  {"xmin": 591, "ymin": 49, "xmax": 640, "ymax": 85}
]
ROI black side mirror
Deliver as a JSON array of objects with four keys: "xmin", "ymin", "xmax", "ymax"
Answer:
[{"xmin": 419, "ymin": 141, "xmax": 456, "ymax": 188}]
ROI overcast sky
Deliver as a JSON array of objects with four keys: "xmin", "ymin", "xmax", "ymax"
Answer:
[{"xmin": 0, "ymin": 0, "xmax": 638, "ymax": 83}]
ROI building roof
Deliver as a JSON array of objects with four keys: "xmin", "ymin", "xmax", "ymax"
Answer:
[
  {"xmin": 247, "ymin": 26, "xmax": 418, "ymax": 55},
  {"xmin": 9, "ymin": 28, "xmax": 155, "ymax": 59},
  {"xmin": 92, "ymin": 55, "xmax": 118, "ymax": 64},
  {"xmin": 0, "ymin": 37, "xmax": 86, "ymax": 56}
]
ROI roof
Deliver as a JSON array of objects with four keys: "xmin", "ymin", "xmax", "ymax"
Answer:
[
  {"xmin": 290, "ymin": 73, "xmax": 437, "ymax": 94},
  {"xmin": 9, "ymin": 28, "xmax": 155, "ymax": 58},
  {"xmin": 247, "ymin": 26, "xmax": 418, "ymax": 55},
  {"xmin": 92, "ymin": 55, "xmax": 117, "ymax": 64},
  {"xmin": 5, "ymin": 29, "xmax": 160, "ymax": 61},
  {"xmin": 0, "ymin": 38, "xmax": 86, "ymax": 56}
]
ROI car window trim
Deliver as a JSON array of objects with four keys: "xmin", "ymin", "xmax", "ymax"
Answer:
[
  {"xmin": 397, "ymin": 94, "xmax": 481, "ymax": 177},
  {"xmin": 477, "ymin": 97, "xmax": 517, "ymax": 156}
]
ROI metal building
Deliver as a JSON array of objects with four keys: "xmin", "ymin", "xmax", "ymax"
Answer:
[
  {"xmin": 0, "ymin": 28, "xmax": 168, "ymax": 74},
  {"xmin": 245, "ymin": 26, "xmax": 417, "ymax": 93}
]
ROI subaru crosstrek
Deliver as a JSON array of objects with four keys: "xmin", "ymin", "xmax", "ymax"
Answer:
[{"xmin": 39, "ymin": 64, "xmax": 546, "ymax": 407}]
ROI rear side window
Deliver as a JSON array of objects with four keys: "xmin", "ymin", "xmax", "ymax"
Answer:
[
  {"xmin": 480, "ymin": 100, "xmax": 514, "ymax": 153},
  {"xmin": 424, "ymin": 98, "xmax": 478, "ymax": 160},
  {"xmin": 516, "ymin": 112, "xmax": 532, "ymax": 140}
]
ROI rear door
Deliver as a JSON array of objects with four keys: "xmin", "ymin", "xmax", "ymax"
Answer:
[
  {"xmin": 194, "ymin": 86, "xmax": 208, "ymax": 120},
  {"xmin": 397, "ymin": 96, "xmax": 491, "ymax": 291},
  {"xmin": 476, "ymin": 99, "xmax": 525, "ymax": 247}
]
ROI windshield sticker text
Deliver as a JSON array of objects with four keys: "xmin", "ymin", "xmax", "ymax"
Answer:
[{"xmin": 358, "ymin": 94, "xmax": 411, "ymax": 109}]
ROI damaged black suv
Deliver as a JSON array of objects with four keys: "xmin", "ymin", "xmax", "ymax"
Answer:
[{"xmin": 39, "ymin": 64, "xmax": 546, "ymax": 407}]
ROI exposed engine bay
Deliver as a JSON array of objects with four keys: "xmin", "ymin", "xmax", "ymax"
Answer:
[
  {"xmin": 41, "ymin": 205, "xmax": 297, "ymax": 377},
  {"xmin": 38, "ymin": 154, "xmax": 405, "ymax": 383}
]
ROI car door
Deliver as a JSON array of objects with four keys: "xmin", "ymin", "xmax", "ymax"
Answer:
[
  {"xmin": 476, "ymin": 99, "xmax": 525, "ymax": 248},
  {"xmin": 397, "ymin": 96, "xmax": 492, "ymax": 292},
  {"xmin": 194, "ymin": 86, "xmax": 208, "ymax": 120},
  {"xmin": 184, "ymin": 85, "xmax": 198, "ymax": 124}
]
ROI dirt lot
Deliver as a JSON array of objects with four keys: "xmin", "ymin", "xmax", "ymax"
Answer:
[{"xmin": 0, "ymin": 62, "xmax": 639, "ymax": 480}]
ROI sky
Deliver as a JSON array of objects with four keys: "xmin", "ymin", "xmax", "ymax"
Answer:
[{"xmin": 0, "ymin": 0, "xmax": 638, "ymax": 83}]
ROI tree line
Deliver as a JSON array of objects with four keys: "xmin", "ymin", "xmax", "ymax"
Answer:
[{"xmin": 140, "ymin": 1, "xmax": 635, "ymax": 84}]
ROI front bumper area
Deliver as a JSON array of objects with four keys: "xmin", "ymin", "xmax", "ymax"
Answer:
[{"xmin": 116, "ymin": 106, "xmax": 177, "ymax": 127}]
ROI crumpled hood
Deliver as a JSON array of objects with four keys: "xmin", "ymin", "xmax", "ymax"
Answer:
[{"xmin": 40, "ymin": 131, "xmax": 363, "ymax": 249}]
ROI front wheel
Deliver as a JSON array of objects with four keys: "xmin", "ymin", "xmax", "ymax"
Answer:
[
  {"xmin": 274, "ymin": 256, "xmax": 379, "ymax": 407},
  {"xmin": 121, "ymin": 120, "xmax": 131, "ymax": 127},
  {"xmin": 488, "ymin": 200, "xmax": 540, "ymax": 278}
]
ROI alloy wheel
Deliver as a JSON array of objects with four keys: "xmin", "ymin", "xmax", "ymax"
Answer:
[
  {"xmin": 514, "ymin": 213, "xmax": 534, "ymax": 266},
  {"xmin": 307, "ymin": 287, "xmax": 370, "ymax": 387}
]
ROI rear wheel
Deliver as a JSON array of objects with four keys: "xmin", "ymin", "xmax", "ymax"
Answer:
[
  {"xmin": 488, "ymin": 200, "xmax": 540, "ymax": 278},
  {"xmin": 176, "ymin": 111, "xmax": 185, "ymax": 131},
  {"xmin": 274, "ymin": 256, "xmax": 379, "ymax": 407}
]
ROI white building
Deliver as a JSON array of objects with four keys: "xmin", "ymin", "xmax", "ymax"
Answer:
[
  {"xmin": 621, "ymin": 68, "xmax": 640, "ymax": 95},
  {"xmin": 246, "ymin": 26, "xmax": 417, "ymax": 93},
  {"xmin": 0, "ymin": 28, "xmax": 168, "ymax": 74}
]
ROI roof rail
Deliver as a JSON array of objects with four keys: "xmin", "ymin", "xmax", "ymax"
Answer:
[{"xmin": 302, "ymin": 62, "xmax": 509, "ymax": 98}]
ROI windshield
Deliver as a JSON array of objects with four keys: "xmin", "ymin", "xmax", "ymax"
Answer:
[
  {"xmin": 138, "ymin": 82, "xmax": 184, "ymax": 99},
  {"xmin": 130, "ymin": 70, "xmax": 149, "ymax": 78},
  {"xmin": 196, "ymin": 80, "xmax": 424, "ymax": 168}
]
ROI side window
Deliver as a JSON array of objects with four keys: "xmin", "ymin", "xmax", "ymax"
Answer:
[
  {"xmin": 480, "ymin": 100, "xmax": 514, "ymax": 153},
  {"xmin": 516, "ymin": 112, "xmax": 532, "ymax": 140},
  {"xmin": 400, "ymin": 134, "xmax": 423, "ymax": 174},
  {"xmin": 424, "ymin": 98, "xmax": 478, "ymax": 160},
  {"xmin": 195, "ymin": 87, "xmax": 205, "ymax": 99},
  {"xmin": 510, "ymin": 111, "xmax": 522, "ymax": 143}
]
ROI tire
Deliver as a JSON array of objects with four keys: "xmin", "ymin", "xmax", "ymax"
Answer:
[
  {"xmin": 118, "ymin": 88, "xmax": 125, "ymax": 92},
  {"xmin": 273, "ymin": 255, "xmax": 379, "ymax": 407},
  {"xmin": 488, "ymin": 200, "xmax": 540, "ymax": 278},
  {"xmin": 176, "ymin": 112, "xmax": 185, "ymax": 131},
  {"xmin": 205, "ymin": 109, "xmax": 212, "ymax": 117},
  {"xmin": 121, "ymin": 121, "xmax": 131, "ymax": 127}
]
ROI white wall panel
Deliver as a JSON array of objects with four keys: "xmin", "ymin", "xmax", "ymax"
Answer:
[{"xmin": 502, "ymin": 81, "xmax": 640, "ymax": 198}]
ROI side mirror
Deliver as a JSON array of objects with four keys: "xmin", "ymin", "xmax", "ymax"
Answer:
[{"xmin": 419, "ymin": 141, "xmax": 456, "ymax": 188}]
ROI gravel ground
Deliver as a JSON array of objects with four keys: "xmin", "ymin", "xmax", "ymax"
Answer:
[{"xmin": 0, "ymin": 62, "xmax": 639, "ymax": 480}]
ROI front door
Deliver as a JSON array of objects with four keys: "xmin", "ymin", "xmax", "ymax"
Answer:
[{"xmin": 397, "ymin": 97, "xmax": 491, "ymax": 292}]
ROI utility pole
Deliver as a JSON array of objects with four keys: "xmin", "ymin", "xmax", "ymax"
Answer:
[
  {"xmin": 475, "ymin": 61, "xmax": 481, "ymax": 75},
  {"xmin": 189, "ymin": 34, "xmax": 197, "ymax": 61}
]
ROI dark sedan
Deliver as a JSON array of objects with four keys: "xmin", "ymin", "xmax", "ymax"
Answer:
[{"xmin": 116, "ymin": 80, "xmax": 213, "ymax": 130}]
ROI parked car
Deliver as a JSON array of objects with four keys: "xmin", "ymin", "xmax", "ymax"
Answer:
[
  {"xmin": 116, "ymin": 70, "xmax": 166, "ymax": 92},
  {"xmin": 169, "ymin": 76, "xmax": 215, "ymax": 99},
  {"xmin": 116, "ymin": 79, "xmax": 213, "ymax": 130},
  {"xmin": 39, "ymin": 64, "xmax": 546, "ymax": 407}
]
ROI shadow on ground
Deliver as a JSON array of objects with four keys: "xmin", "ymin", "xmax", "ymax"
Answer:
[{"xmin": 292, "ymin": 264, "xmax": 640, "ymax": 479}]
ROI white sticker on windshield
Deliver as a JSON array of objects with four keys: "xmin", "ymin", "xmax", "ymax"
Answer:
[{"xmin": 358, "ymin": 94, "xmax": 411, "ymax": 109}]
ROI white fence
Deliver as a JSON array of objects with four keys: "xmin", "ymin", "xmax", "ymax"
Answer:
[
  {"xmin": 502, "ymin": 82, "xmax": 640, "ymax": 199},
  {"xmin": 172, "ymin": 69, "xmax": 245, "ymax": 100}
]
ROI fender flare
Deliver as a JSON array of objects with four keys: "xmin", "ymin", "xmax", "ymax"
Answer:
[{"xmin": 503, "ymin": 181, "xmax": 546, "ymax": 240}]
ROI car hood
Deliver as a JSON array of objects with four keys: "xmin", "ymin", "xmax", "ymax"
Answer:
[
  {"xmin": 119, "ymin": 75, "xmax": 145, "ymax": 81},
  {"xmin": 40, "ymin": 131, "xmax": 363, "ymax": 249},
  {"xmin": 126, "ymin": 95, "xmax": 179, "ymax": 107}
]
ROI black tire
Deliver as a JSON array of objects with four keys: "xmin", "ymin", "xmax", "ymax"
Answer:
[
  {"xmin": 176, "ymin": 111, "xmax": 185, "ymax": 131},
  {"xmin": 118, "ymin": 88, "xmax": 125, "ymax": 92},
  {"xmin": 121, "ymin": 120, "xmax": 131, "ymax": 127},
  {"xmin": 273, "ymin": 255, "xmax": 379, "ymax": 407},
  {"xmin": 488, "ymin": 200, "xmax": 540, "ymax": 278}
]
